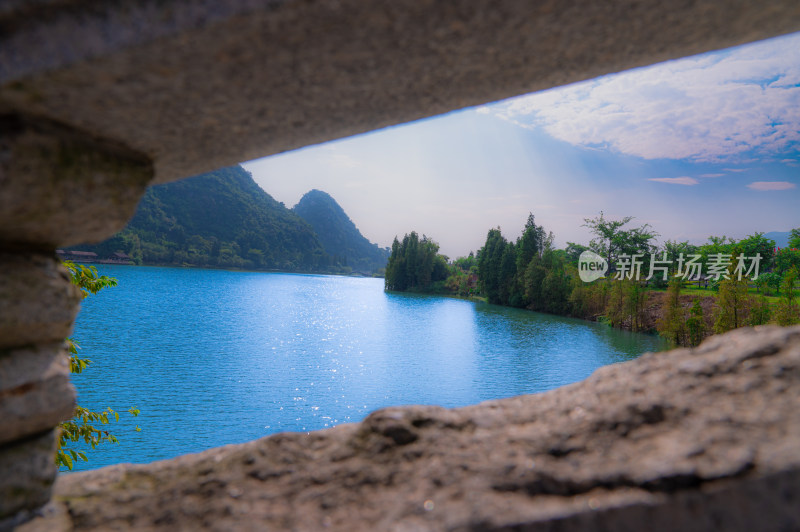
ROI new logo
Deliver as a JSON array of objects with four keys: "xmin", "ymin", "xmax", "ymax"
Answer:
[{"xmin": 578, "ymin": 250, "xmax": 608, "ymax": 282}]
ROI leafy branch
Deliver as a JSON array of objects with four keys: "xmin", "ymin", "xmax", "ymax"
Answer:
[{"xmin": 57, "ymin": 261, "xmax": 140, "ymax": 471}]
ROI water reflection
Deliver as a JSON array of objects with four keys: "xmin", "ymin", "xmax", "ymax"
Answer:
[
  {"xmin": 471, "ymin": 302, "xmax": 664, "ymax": 398},
  {"xmin": 71, "ymin": 266, "xmax": 666, "ymax": 471}
]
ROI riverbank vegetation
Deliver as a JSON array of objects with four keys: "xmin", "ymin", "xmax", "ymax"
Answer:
[{"xmin": 386, "ymin": 217, "xmax": 800, "ymax": 347}]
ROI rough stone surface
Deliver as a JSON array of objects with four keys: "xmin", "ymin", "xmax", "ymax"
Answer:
[
  {"xmin": 0, "ymin": 343, "xmax": 75, "ymax": 447},
  {"xmin": 19, "ymin": 325, "xmax": 800, "ymax": 531},
  {"xmin": 0, "ymin": 430, "xmax": 58, "ymax": 524},
  {"xmin": 1, "ymin": 1, "xmax": 799, "ymax": 184},
  {"xmin": 0, "ymin": 254, "xmax": 81, "ymax": 349},
  {"xmin": 0, "ymin": 115, "xmax": 153, "ymax": 248},
  {"xmin": 1, "ymin": 1, "xmax": 800, "ymax": 529}
]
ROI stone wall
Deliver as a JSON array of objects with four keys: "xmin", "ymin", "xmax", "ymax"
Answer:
[
  {"xmin": 3, "ymin": 1, "xmax": 800, "ymax": 184},
  {"xmin": 1, "ymin": 0, "xmax": 800, "ymax": 528},
  {"xmin": 0, "ymin": 117, "xmax": 152, "ymax": 526},
  {"xmin": 19, "ymin": 325, "xmax": 800, "ymax": 531}
]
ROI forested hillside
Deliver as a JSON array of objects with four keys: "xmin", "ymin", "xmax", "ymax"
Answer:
[
  {"xmin": 69, "ymin": 166, "xmax": 333, "ymax": 271},
  {"xmin": 293, "ymin": 190, "xmax": 389, "ymax": 274}
]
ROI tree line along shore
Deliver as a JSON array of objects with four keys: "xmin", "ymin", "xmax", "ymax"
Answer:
[{"xmin": 385, "ymin": 214, "xmax": 800, "ymax": 347}]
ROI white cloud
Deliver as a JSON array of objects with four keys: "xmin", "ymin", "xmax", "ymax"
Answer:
[
  {"xmin": 699, "ymin": 173, "xmax": 725, "ymax": 178},
  {"xmin": 648, "ymin": 176, "xmax": 699, "ymax": 185},
  {"xmin": 747, "ymin": 181, "xmax": 796, "ymax": 190},
  {"xmin": 484, "ymin": 32, "xmax": 800, "ymax": 162}
]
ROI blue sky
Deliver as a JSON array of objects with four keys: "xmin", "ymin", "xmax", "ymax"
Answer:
[{"xmin": 243, "ymin": 32, "xmax": 800, "ymax": 259}]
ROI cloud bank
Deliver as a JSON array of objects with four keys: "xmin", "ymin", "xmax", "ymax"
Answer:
[{"xmin": 482, "ymin": 33, "xmax": 800, "ymax": 162}]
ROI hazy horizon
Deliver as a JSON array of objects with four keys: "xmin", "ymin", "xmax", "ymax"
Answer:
[{"xmin": 243, "ymin": 32, "xmax": 800, "ymax": 259}]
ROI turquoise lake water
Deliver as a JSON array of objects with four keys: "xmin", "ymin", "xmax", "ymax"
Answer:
[{"xmin": 69, "ymin": 265, "xmax": 667, "ymax": 471}]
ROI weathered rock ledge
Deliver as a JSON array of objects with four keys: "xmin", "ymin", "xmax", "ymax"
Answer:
[{"xmin": 20, "ymin": 326, "xmax": 800, "ymax": 531}]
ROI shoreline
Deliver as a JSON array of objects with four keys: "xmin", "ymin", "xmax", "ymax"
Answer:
[{"xmin": 62, "ymin": 260, "xmax": 385, "ymax": 279}]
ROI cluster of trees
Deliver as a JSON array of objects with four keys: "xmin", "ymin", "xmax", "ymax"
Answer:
[
  {"xmin": 387, "ymin": 215, "xmax": 800, "ymax": 345},
  {"xmin": 651, "ymin": 230, "xmax": 800, "ymax": 345},
  {"xmin": 658, "ymin": 262, "xmax": 799, "ymax": 347},
  {"xmin": 472, "ymin": 213, "xmax": 662, "ymax": 322},
  {"xmin": 657, "ymin": 278, "xmax": 706, "ymax": 347},
  {"xmin": 478, "ymin": 215, "xmax": 566, "ymax": 311},
  {"xmin": 384, "ymin": 232, "xmax": 449, "ymax": 291},
  {"xmin": 443, "ymin": 254, "xmax": 479, "ymax": 297}
]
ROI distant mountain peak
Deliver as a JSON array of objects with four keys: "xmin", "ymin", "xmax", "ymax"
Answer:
[
  {"xmin": 68, "ymin": 169, "xmax": 387, "ymax": 275},
  {"xmin": 764, "ymin": 231, "xmax": 790, "ymax": 249},
  {"xmin": 69, "ymin": 165, "xmax": 329, "ymax": 272},
  {"xmin": 293, "ymin": 190, "xmax": 388, "ymax": 274}
]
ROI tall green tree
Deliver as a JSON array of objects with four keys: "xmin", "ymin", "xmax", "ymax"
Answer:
[
  {"xmin": 565, "ymin": 242, "xmax": 591, "ymax": 266},
  {"xmin": 478, "ymin": 228, "xmax": 509, "ymax": 304},
  {"xmin": 754, "ymin": 272, "xmax": 781, "ymax": 296},
  {"xmin": 625, "ymin": 281, "xmax": 648, "ymax": 332},
  {"xmin": 789, "ymin": 228, "xmax": 800, "ymax": 250},
  {"xmin": 523, "ymin": 255, "xmax": 547, "ymax": 308},
  {"xmin": 657, "ymin": 276, "xmax": 687, "ymax": 346},
  {"xmin": 713, "ymin": 263, "xmax": 751, "ymax": 333},
  {"xmin": 775, "ymin": 267, "xmax": 799, "ymax": 326},
  {"xmin": 604, "ymin": 278, "xmax": 648, "ymax": 331},
  {"xmin": 539, "ymin": 251, "xmax": 571, "ymax": 315},
  {"xmin": 569, "ymin": 277, "xmax": 608, "ymax": 319},
  {"xmin": 516, "ymin": 213, "xmax": 547, "ymax": 270},
  {"xmin": 499, "ymin": 242, "xmax": 519, "ymax": 306},
  {"xmin": 686, "ymin": 299, "xmax": 706, "ymax": 347},
  {"xmin": 736, "ymin": 232, "xmax": 776, "ymax": 272},
  {"xmin": 605, "ymin": 279, "xmax": 628, "ymax": 328},
  {"xmin": 749, "ymin": 295, "xmax": 772, "ymax": 326},
  {"xmin": 583, "ymin": 211, "xmax": 658, "ymax": 271},
  {"xmin": 774, "ymin": 248, "xmax": 800, "ymax": 277},
  {"xmin": 513, "ymin": 213, "xmax": 554, "ymax": 307}
]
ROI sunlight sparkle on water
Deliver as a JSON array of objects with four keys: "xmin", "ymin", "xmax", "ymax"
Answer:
[{"xmin": 70, "ymin": 267, "xmax": 666, "ymax": 470}]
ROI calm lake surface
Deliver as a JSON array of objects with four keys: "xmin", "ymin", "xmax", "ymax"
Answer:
[{"xmin": 70, "ymin": 265, "xmax": 667, "ymax": 471}]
